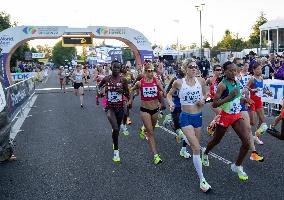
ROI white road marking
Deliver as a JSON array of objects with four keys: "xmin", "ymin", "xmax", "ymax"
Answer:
[
  {"xmin": 159, "ymin": 125, "xmax": 232, "ymax": 165},
  {"xmin": 10, "ymin": 95, "xmax": 38, "ymax": 140},
  {"xmin": 35, "ymin": 86, "xmax": 97, "ymax": 91}
]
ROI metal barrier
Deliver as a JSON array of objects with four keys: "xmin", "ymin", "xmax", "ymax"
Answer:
[{"xmin": 5, "ymin": 78, "xmax": 36, "ymax": 144}]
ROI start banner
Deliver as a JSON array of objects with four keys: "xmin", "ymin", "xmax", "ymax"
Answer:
[
  {"xmin": 262, "ymin": 79, "xmax": 284, "ymax": 104},
  {"xmin": 11, "ymin": 72, "xmax": 35, "ymax": 81}
]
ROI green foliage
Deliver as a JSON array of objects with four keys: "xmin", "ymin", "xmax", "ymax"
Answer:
[
  {"xmin": 122, "ymin": 48, "xmax": 134, "ymax": 62},
  {"xmin": 36, "ymin": 45, "xmax": 52, "ymax": 58},
  {"xmin": 52, "ymin": 40, "xmax": 76, "ymax": 66},
  {"xmin": 247, "ymin": 12, "xmax": 268, "ymax": 47},
  {"xmin": 203, "ymin": 40, "xmax": 211, "ymax": 48},
  {"xmin": 215, "ymin": 29, "xmax": 246, "ymax": 51},
  {"xmin": 0, "ymin": 11, "xmax": 14, "ymax": 31},
  {"xmin": 10, "ymin": 43, "xmax": 30, "ymax": 67},
  {"xmin": 190, "ymin": 43, "xmax": 198, "ymax": 49}
]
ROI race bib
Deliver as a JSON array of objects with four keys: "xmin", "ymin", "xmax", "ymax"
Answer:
[
  {"xmin": 183, "ymin": 90, "xmax": 201, "ymax": 104},
  {"xmin": 108, "ymin": 91, "xmax": 122, "ymax": 102},
  {"xmin": 229, "ymin": 98, "xmax": 242, "ymax": 114},
  {"xmin": 0, "ymin": 82, "xmax": 6, "ymax": 112},
  {"xmin": 143, "ymin": 86, "xmax": 157, "ymax": 98},
  {"xmin": 75, "ymin": 75, "xmax": 83, "ymax": 81},
  {"xmin": 255, "ymin": 88, "xmax": 263, "ymax": 97}
]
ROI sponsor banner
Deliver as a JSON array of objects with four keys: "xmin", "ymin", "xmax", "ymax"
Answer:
[
  {"xmin": 22, "ymin": 26, "xmax": 59, "ymax": 36},
  {"xmin": 0, "ymin": 82, "xmax": 6, "ymax": 112},
  {"xmin": 96, "ymin": 27, "xmax": 126, "ymax": 35},
  {"xmin": 262, "ymin": 79, "xmax": 284, "ymax": 104},
  {"xmin": 11, "ymin": 73, "xmax": 35, "ymax": 81},
  {"xmin": 32, "ymin": 53, "xmax": 45, "ymax": 59},
  {"xmin": 133, "ymin": 35, "xmax": 147, "ymax": 46},
  {"xmin": 139, "ymin": 50, "xmax": 153, "ymax": 63},
  {"xmin": 0, "ymin": 35, "xmax": 14, "ymax": 48},
  {"xmin": 6, "ymin": 78, "xmax": 35, "ymax": 118},
  {"xmin": 38, "ymin": 58, "xmax": 49, "ymax": 63}
]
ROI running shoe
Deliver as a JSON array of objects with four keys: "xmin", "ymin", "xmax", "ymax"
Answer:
[
  {"xmin": 255, "ymin": 124, "xmax": 268, "ymax": 137},
  {"xmin": 200, "ymin": 178, "xmax": 211, "ymax": 193},
  {"xmin": 231, "ymin": 163, "xmax": 248, "ymax": 181},
  {"xmin": 250, "ymin": 152, "xmax": 264, "ymax": 162},
  {"xmin": 139, "ymin": 127, "xmax": 145, "ymax": 140},
  {"xmin": 180, "ymin": 149, "xmax": 191, "ymax": 159},
  {"xmin": 153, "ymin": 154, "xmax": 162, "ymax": 165},
  {"xmin": 162, "ymin": 114, "xmax": 171, "ymax": 127},
  {"xmin": 175, "ymin": 129, "xmax": 184, "ymax": 143},
  {"xmin": 254, "ymin": 136, "xmax": 264, "ymax": 145},
  {"xmin": 201, "ymin": 150, "xmax": 210, "ymax": 167},
  {"xmin": 207, "ymin": 120, "xmax": 216, "ymax": 136},
  {"xmin": 123, "ymin": 128, "xmax": 129, "ymax": 136},
  {"xmin": 113, "ymin": 154, "xmax": 121, "ymax": 163},
  {"xmin": 155, "ymin": 121, "xmax": 161, "ymax": 128},
  {"xmin": 267, "ymin": 125, "xmax": 279, "ymax": 134}
]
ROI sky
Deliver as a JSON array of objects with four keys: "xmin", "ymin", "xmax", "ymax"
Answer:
[{"xmin": 1, "ymin": 0, "xmax": 284, "ymax": 48}]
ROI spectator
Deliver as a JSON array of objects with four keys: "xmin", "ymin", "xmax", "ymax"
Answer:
[
  {"xmin": 261, "ymin": 57, "xmax": 273, "ymax": 79},
  {"xmin": 272, "ymin": 59, "xmax": 284, "ymax": 80}
]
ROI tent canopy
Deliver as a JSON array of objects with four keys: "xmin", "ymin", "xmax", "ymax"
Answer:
[{"xmin": 260, "ymin": 19, "xmax": 284, "ymax": 30}]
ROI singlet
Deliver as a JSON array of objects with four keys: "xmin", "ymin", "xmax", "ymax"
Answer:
[
  {"xmin": 74, "ymin": 70, "xmax": 84, "ymax": 82},
  {"xmin": 105, "ymin": 75, "xmax": 124, "ymax": 109},
  {"xmin": 238, "ymin": 73, "xmax": 251, "ymax": 93},
  {"xmin": 179, "ymin": 77, "xmax": 203, "ymax": 106},
  {"xmin": 209, "ymin": 76, "xmax": 218, "ymax": 99},
  {"xmin": 220, "ymin": 79, "xmax": 242, "ymax": 114},
  {"xmin": 140, "ymin": 76, "xmax": 159, "ymax": 101},
  {"xmin": 59, "ymin": 70, "xmax": 65, "ymax": 79},
  {"xmin": 96, "ymin": 73, "xmax": 105, "ymax": 83},
  {"xmin": 250, "ymin": 77, "xmax": 263, "ymax": 98}
]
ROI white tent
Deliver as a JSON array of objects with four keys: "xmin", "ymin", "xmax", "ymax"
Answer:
[
  {"xmin": 153, "ymin": 47, "xmax": 162, "ymax": 57},
  {"xmin": 259, "ymin": 19, "xmax": 284, "ymax": 30},
  {"xmin": 161, "ymin": 46, "xmax": 178, "ymax": 56}
]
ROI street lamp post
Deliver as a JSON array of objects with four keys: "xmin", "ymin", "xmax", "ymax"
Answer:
[
  {"xmin": 173, "ymin": 19, "xmax": 180, "ymax": 59},
  {"xmin": 209, "ymin": 24, "xmax": 214, "ymax": 48},
  {"xmin": 195, "ymin": 3, "xmax": 205, "ymax": 57}
]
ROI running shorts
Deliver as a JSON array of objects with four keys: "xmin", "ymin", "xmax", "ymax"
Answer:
[
  {"xmin": 216, "ymin": 110, "xmax": 242, "ymax": 128},
  {"xmin": 179, "ymin": 112, "xmax": 202, "ymax": 128},
  {"xmin": 74, "ymin": 82, "xmax": 83, "ymax": 89},
  {"xmin": 250, "ymin": 96, "xmax": 263, "ymax": 111}
]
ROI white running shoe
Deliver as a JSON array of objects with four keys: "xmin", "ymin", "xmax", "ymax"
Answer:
[
  {"xmin": 231, "ymin": 163, "xmax": 248, "ymax": 181},
  {"xmin": 180, "ymin": 149, "xmax": 191, "ymax": 159},
  {"xmin": 200, "ymin": 178, "xmax": 211, "ymax": 193},
  {"xmin": 254, "ymin": 136, "xmax": 264, "ymax": 145},
  {"xmin": 113, "ymin": 150, "xmax": 120, "ymax": 163}
]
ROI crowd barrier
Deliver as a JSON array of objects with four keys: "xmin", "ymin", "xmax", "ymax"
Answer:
[{"xmin": 6, "ymin": 77, "xmax": 35, "ymax": 121}]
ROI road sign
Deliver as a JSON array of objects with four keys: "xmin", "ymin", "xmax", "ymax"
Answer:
[{"xmin": 62, "ymin": 36, "xmax": 93, "ymax": 47}]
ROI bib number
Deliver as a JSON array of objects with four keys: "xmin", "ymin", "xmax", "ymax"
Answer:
[
  {"xmin": 108, "ymin": 91, "xmax": 122, "ymax": 102},
  {"xmin": 229, "ymin": 98, "xmax": 241, "ymax": 114},
  {"xmin": 143, "ymin": 86, "xmax": 157, "ymax": 98}
]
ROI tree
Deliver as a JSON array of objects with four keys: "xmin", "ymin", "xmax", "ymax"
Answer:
[
  {"xmin": 122, "ymin": 48, "xmax": 134, "ymax": 62},
  {"xmin": 36, "ymin": 44, "xmax": 52, "ymax": 58},
  {"xmin": 247, "ymin": 12, "xmax": 268, "ymax": 47},
  {"xmin": 203, "ymin": 40, "xmax": 211, "ymax": 48},
  {"xmin": 0, "ymin": 12, "xmax": 15, "ymax": 31},
  {"xmin": 215, "ymin": 29, "xmax": 246, "ymax": 51},
  {"xmin": 10, "ymin": 43, "xmax": 30, "ymax": 67},
  {"xmin": 52, "ymin": 40, "xmax": 76, "ymax": 66},
  {"xmin": 190, "ymin": 43, "xmax": 198, "ymax": 49}
]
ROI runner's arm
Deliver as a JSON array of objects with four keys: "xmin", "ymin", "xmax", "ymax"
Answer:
[
  {"xmin": 167, "ymin": 80, "xmax": 179, "ymax": 111},
  {"xmin": 212, "ymin": 82, "xmax": 237, "ymax": 108}
]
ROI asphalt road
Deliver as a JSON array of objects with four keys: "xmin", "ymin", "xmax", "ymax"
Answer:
[{"xmin": 0, "ymin": 70, "xmax": 283, "ymax": 200}]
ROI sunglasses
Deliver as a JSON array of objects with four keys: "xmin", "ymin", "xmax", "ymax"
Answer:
[
  {"xmin": 187, "ymin": 65, "xmax": 198, "ymax": 69},
  {"xmin": 146, "ymin": 69, "xmax": 154, "ymax": 73},
  {"xmin": 214, "ymin": 69, "xmax": 222, "ymax": 71}
]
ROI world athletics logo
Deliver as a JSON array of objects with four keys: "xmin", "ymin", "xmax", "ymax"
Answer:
[
  {"xmin": 22, "ymin": 27, "xmax": 37, "ymax": 34},
  {"xmin": 96, "ymin": 27, "xmax": 109, "ymax": 35}
]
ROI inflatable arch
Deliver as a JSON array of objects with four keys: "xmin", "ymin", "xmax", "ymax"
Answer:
[{"xmin": 0, "ymin": 26, "xmax": 153, "ymax": 87}]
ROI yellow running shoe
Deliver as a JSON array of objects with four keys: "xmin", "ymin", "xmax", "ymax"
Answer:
[
  {"xmin": 231, "ymin": 164, "xmax": 248, "ymax": 181},
  {"xmin": 139, "ymin": 127, "xmax": 145, "ymax": 140},
  {"xmin": 153, "ymin": 154, "xmax": 162, "ymax": 165}
]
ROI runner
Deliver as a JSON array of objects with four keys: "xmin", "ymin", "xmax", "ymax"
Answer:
[
  {"xmin": 94, "ymin": 65, "xmax": 106, "ymax": 105},
  {"xmin": 97, "ymin": 60, "xmax": 130, "ymax": 163},
  {"xmin": 244, "ymin": 63, "xmax": 272, "ymax": 145},
  {"xmin": 58, "ymin": 66, "xmax": 66, "ymax": 93},
  {"xmin": 167, "ymin": 59, "xmax": 211, "ymax": 192},
  {"xmin": 83, "ymin": 66, "xmax": 91, "ymax": 91},
  {"xmin": 129, "ymin": 62, "xmax": 165, "ymax": 165},
  {"xmin": 202, "ymin": 61, "xmax": 251, "ymax": 181},
  {"xmin": 165, "ymin": 68, "xmax": 191, "ymax": 159},
  {"xmin": 120, "ymin": 64, "xmax": 135, "ymax": 136},
  {"xmin": 206, "ymin": 64, "xmax": 223, "ymax": 136},
  {"xmin": 267, "ymin": 100, "xmax": 284, "ymax": 140},
  {"xmin": 236, "ymin": 61, "xmax": 264, "ymax": 162},
  {"xmin": 70, "ymin": 65, "xmax": 85, "ymax": 108}
]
